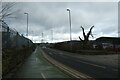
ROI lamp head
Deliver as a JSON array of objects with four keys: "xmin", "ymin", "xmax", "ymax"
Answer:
[
  {"xmin": 24, "ymin": 13, "xmax": 28, "ymax": 14},
  {"xmin": 67, "ymin": 8, "xmax": 70, "ymax": 11}
]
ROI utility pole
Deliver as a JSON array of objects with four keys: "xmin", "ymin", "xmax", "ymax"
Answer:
[{"xmin": 67, "ymin": 8, "xmax": 72, "ymax": 51}]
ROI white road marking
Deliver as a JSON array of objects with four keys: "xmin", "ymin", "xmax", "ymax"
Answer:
[
  {"xmin": 59, "ymin": 53, "xmax": 63, "ymax": 55},
  {"xmin": 78, "ymin": 60, "xmax": 106, "ymax": 69},
  {"xmin": 48, "ymin": 48, "xmax": 106, "ymax": 69},
  {"xmin": 41, "ymin": 73, "xmax": 47, "ymax": 80},
  {"xmin": 112, "ymin": 69, "xmax": 118, "ymax": 72},
  {"xmin": 49, "ymin": 52, "xmax": 52, "ymax": 55}
]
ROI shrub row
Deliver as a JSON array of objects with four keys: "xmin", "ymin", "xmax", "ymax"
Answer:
[{"xmin": 2, "ymin": 45, "xmax": 36, "ymax": 77}]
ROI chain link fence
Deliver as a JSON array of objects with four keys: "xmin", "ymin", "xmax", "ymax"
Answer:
[
  {"xmin": 1, "ymin": 20, "xmax": 33, "ymax": 49},
  {"xmin": 1, "ymin": 20, "xmax": 37, "ymax": 77}
]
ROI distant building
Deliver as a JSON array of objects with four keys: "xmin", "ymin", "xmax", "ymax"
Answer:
[{"xmin": 94, "ymin": 37, "xmax": 120, "ymax": 51}]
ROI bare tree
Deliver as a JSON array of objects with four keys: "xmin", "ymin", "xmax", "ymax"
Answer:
[
  {"xmin": 79, "ymin": 26, "xmax": 94, "ymax": 49},
  {"xmin": 0, "ymin": 2, "xmax": 16, "ymax": 21}
]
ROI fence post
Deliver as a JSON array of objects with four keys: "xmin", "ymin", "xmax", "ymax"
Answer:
[
  {"xmin": 15, "ymin": 32, "xmax": 19, "ymax": 48},
  {"xmin": 6, "ymin": 27, "xmax": 10, "ymax": 48}
]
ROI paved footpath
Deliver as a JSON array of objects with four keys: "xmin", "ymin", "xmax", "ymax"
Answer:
[{"xmin": 12, "ymin": 46, "xmax": 70, "ymax": 78}]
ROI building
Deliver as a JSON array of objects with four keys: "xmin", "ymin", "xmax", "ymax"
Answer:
[{"xmin": 94, "ymin": 37, "xmax": 120, "ymax": 51}]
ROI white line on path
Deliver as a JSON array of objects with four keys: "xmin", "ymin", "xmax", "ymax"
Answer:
[
  {"xmin": 49, "ymin": 52, "xmax": 55, "ymax": 55},
  {"xmin": 41, "ymin": 73, "xmax": 47, "ymax": 80},
  {"xmin": 112, "ymin": 68, "xmax": 118, "ymax": 72},
  {"xmin": 35, "ymin": 58, "xmax": 37, "ymax": 62},
  {"xmin": 78, "ymin": 60, "xmax": 106, "ymax": 69}
]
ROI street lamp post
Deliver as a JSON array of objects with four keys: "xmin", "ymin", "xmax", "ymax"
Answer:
[
  {"xmin": 67, "ymin": 8, "xmax": 72, "ymax": 41},
  {"xmin": 67, "ymin": 8, "xmax": 72, "ymax": 51},
  {"xmin": 24, "ymin": 13, "xmax": 29, "ymax": 36}
]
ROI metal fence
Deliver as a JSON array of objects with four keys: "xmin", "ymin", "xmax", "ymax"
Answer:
[{"xmin": 1, "ymin": 20, "xmax": 33, "ymax": 49}]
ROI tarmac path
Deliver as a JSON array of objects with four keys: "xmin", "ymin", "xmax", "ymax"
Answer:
[{"xmin": 12, "ymin": 46, "xmax": 70, "ymax": 78}]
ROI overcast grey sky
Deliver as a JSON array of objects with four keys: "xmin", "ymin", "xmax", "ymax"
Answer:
[{"xmin": 4, "ymin": 2, "xmax": 118, "ymax": 43}]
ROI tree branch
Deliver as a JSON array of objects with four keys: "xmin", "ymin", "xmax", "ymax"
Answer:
[
  {"xmin": 86, "ymin": 25, "xmax": 94, "ymax": 39},
  {"xmin": 81, "ymin": 26, "xmax": 86, "ymax": 40},
  {"xmin": 79, "ymin": 36, "xmax": 83, "ymax": 41},
  {"xmin": 0, "ymin": 2, "xmax": 16, "ymax": 20}
]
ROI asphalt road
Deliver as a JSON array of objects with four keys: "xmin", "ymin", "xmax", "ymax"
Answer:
[{"xmin": 42, "ymin": 48, "xmax": 118, "ymax": 79}]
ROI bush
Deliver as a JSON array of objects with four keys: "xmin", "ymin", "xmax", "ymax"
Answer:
[{"xmin": 2, "ymin": 46, "xmax": 36, "ymax": 77}]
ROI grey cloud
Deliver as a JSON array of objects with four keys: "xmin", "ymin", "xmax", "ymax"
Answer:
[{"xmin": 3, "ymin": 2, "xmax": 118, "ymax": 42}]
